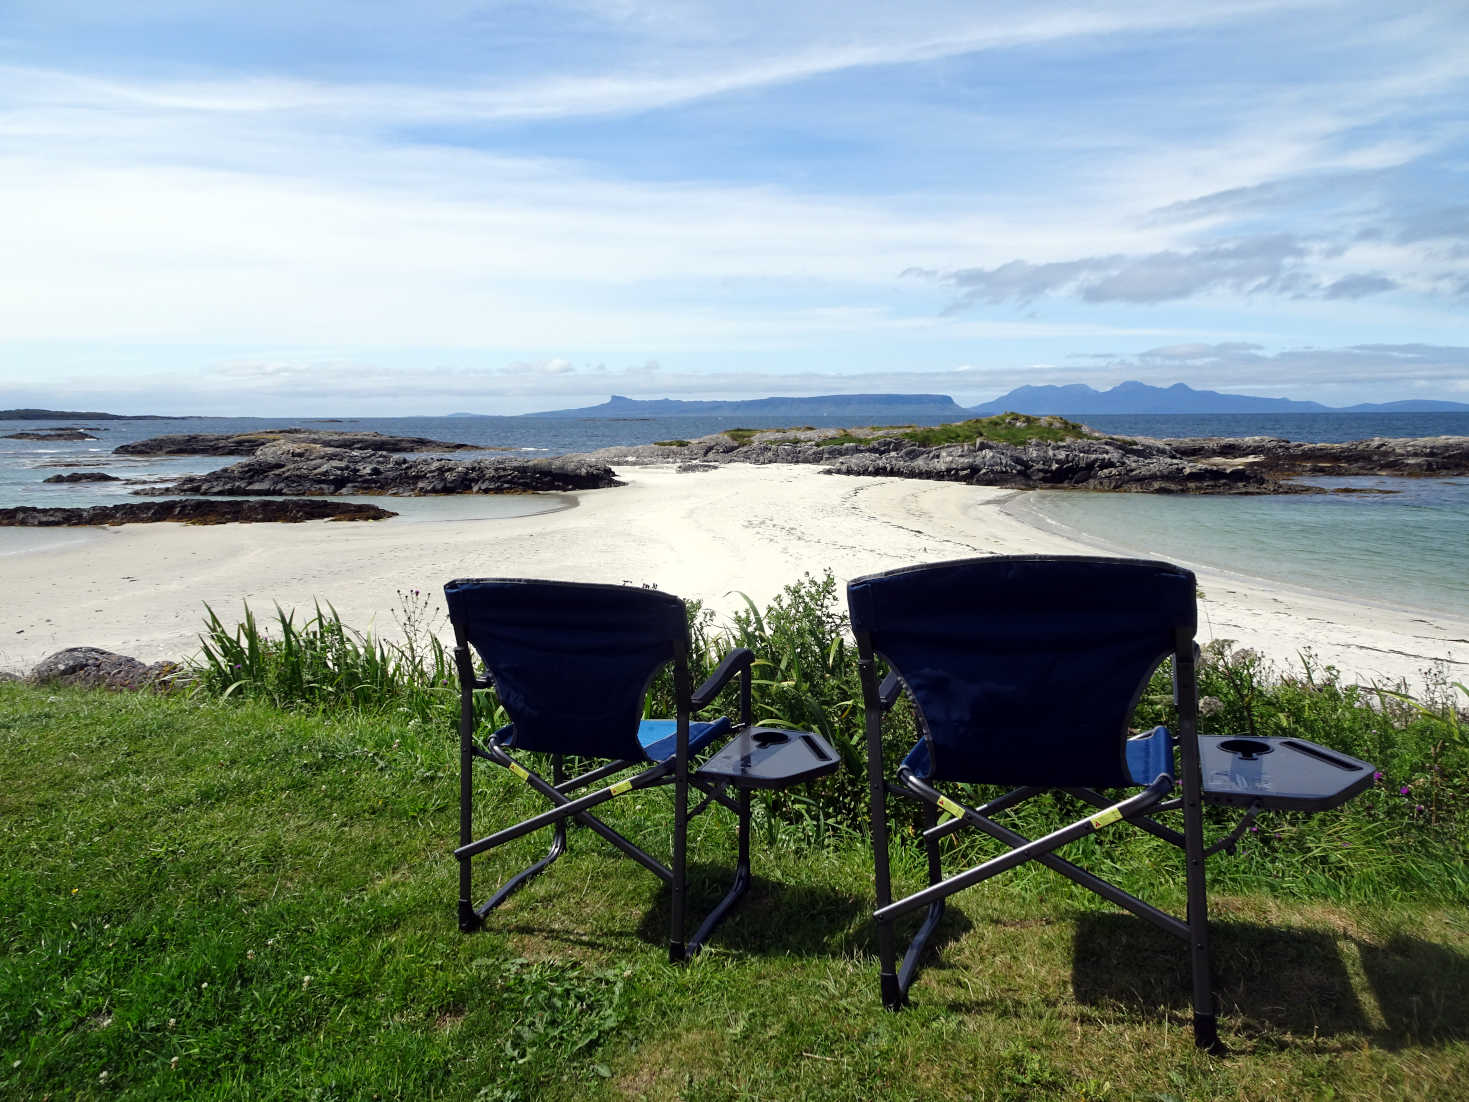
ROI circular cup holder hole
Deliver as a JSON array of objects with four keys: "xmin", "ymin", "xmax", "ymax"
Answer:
[
  {"xmin": 1218, "ymin": 738, "xmax": 1273, "ymax": 761},
  {"xmin": 752, "ymin": 729, "xmax": 790, "ymax": 747}
]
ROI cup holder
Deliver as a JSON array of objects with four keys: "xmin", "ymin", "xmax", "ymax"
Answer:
[
  {"xmin": 1218, "ymin": 738, "xmax": 1273, "ymax": 761},
  {"xmin": 752, "ymin": 729, "xmax": 790, "ymax": 748}
]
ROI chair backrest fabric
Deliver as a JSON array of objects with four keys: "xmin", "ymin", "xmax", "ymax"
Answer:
[
  {"xmin": 444, "ymin": 578, "xmax": 688, "ymax": 761},
  {"xmin": 847, "ymin": 556, "xmax": 1195, "ymax": 787}
]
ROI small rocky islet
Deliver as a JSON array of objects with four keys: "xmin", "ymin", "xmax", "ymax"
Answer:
[
  {"xmin": 581, "ymin": 415, "xmax": 1469, "ymax": 492},
  {"xmin": 4, "ymin": 428, "xmax": 101, "ymax": 441},
  {"xmin": 112, "ymin": 428, "xmax": 489, "ymax": 456}
]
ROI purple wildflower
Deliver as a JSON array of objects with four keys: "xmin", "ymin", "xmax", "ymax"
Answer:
[
  {"xmin": 1373, "ymin": 771, "xmax": 1384, "ymax": 781},
  {"xmin": 1400, "ymin": 786, "xmax": 1411, "ymax": 796}
]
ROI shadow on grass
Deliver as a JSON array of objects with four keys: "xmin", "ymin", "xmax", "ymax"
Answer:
[
  {"xmin": 634, "ymin": 862, "xmax": 880, "ymax": 957},
  {"xmin": 1358, "ymin": 933, "xmax": 1469, "ymax": 1047},
  {"xmin": 1070, "ymin": 914, "xmax": 1469, "ymax": 1048},
  {"xmin": 1073, "ymin": 914, "xmax": 1371, "ymax": 1039}
]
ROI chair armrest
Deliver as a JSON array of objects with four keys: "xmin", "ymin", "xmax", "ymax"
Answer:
[
  {"xmin": 878, "ymin": 670, "xmax": 903, "ymax": 712},
  {"xmin": 691, "ymin": 647, "xmax": 755, "ymax": 710}
]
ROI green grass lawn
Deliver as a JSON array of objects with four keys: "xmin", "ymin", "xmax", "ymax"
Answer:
[{"xmin": 3, "ymin": 682, "xmax": 1468, "ymax": 1101}]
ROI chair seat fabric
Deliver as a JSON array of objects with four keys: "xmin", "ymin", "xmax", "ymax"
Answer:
[
  {"xmin": 899, "ymin": 724, "xmax": 1173, "ymax": 787},
  {"xmin": 496, "ymin": 716, "xmax": 731, "ymax": 764}
]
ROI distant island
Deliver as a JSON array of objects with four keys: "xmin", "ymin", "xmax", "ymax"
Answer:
[
  {"xmin": 517, "ymin": 393, "xmax": 968, "ymax": 419},
  {"xmin": 505, "ymin": 382, "xmax": 1469, "ymax": 420},
  {"xmin": 0, "ymin": 408, "xmax": 190, "ymax": 420}
]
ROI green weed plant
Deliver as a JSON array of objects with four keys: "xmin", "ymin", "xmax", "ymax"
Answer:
[{"xmin": 183, "ymin": 574, "xmax": 1469, "ymax": 900}]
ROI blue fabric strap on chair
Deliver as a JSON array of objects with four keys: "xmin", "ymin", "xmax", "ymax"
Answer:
[{"xmin": 1126, "ymin": 726, "xmax": 1174, "ymax": 785}]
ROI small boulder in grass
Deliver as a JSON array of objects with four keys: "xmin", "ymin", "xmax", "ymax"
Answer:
[{"xmin": 28, "ymin": 647, "xmax": 184, "ymax": 691}]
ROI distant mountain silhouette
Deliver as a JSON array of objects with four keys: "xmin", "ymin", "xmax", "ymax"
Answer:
[
  {"xmin": 526, "ymin": 393, "xmax": 968, "ymax": 419},
  {"xmin": 493, "ymin": 384, "xmax": 1469, "ymax": 420},
  {"xmin": 967, "ymin": 381, "xmax": 1469, "ymax": 415}
]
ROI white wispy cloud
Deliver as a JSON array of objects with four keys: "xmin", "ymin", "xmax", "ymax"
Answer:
[{"xmin": 2, "ymin": 1, "xmax": 1467, "ymax": 408}]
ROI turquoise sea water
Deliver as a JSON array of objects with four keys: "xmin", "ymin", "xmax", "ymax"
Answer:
[
  {"xmin": 1011, "ymin": 475, "xmax": 1468, "ymax": 615},
  {"xmin": 3, "ymin": 411, "xmax": 1466, "ymax": 613}
]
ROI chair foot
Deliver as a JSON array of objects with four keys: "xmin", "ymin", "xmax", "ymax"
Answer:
[
  {"xmin": 1193, "ymin": 1012, "xmax": 1224, "ymax": 1053},
  {"xmin": 880, "ymin": 970, "xmax": 905, "ymax": 1010},
  {"xmin": 669, "ymin": 940, "xmax": 687, "ymax": 964},
  {"xmin": 458, "ymin": 899, "xmax": 482, "ymax": 933},
  {"xmin": 687, "ymin": 863, "xmax": 752, "ymax": 957}
]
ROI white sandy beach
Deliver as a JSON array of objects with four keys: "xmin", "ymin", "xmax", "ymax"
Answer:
[{"xmin": 3, "ymin": 463, "xmax": 1465, "ymax": 691}]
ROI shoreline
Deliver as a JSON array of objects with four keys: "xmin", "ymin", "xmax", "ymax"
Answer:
[{"xmin": 2, "ymin": 463, "xmax": 1464, "ymax": 692}]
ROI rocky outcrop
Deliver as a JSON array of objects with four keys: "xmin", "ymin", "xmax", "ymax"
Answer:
[
  {"xmin": 578, "ymin": 430, "xmax": 1306, "ymax": 494},
  {"xmin": 0, "ymin": 498, "xmax": 398, "ymax": 525},
  {"xmin": 28, "ymin": 647, "xmax": 181, "ymax": 691},
  {"xmin": 822, "ymin": 437, "xmax": 1307, "ymax": 493},
  {"xmin": 5, "ymin": 429, "xmax": 99, "ymax": 441},
  {"xmin": 1160, "ymin": 435, "xmax": 1469, "ymax": 478},
  {"xmin": 135, "ymin": 442, "xmax": 622, "ymax": 496},
  {"xmin": 114, "ymin": 428, "xmax": 488, "ymax": 456},
  {"xmin": 43, "ymin": 471, "xmax": 121, "ymax": 483}
]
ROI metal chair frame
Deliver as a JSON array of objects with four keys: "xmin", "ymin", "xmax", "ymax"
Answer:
[
  {"xmin": 852, "ymin": 557, "xmax": 1229, "ymax": 1049},
  {"xmin": 453, "ymin": 616, "xmax": 757, "ymax": 962}
]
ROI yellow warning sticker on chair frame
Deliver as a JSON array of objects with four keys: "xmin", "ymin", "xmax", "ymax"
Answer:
[
  {"xmin": 1089, "ymin": 807, "xmax": 1123, "ymax": 830},
  {"xmin": 610, "ymin": 779, "xmax": 633, "ymax": 796},
  {"xmin": 508, "ymin": 761, "xmax": 530, "ymax": 782},
  {"xmin": 936, "ymin": 795, "xmax": 965, "ymax": 821}
]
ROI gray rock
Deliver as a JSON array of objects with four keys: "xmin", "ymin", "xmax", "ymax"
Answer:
[
  {"xmin": 135, "ymin": 443, "xmax": 623, "ymax": 496},
  {"xmin": 114, "ymin": 428, "xmax": 489, "ymax": 456},
  {"xmin": 5, "ymin": 429, "xmax": 99, "ymax": 441},
  {"xmin": 0, "ymin": 499, "xmax": 399, "ymax": 526},
  {"xmin": 1160, "ymin": 435, "xmax": 1469, "ymax": 477},
  {"xmin": 42, "ymin": 471, "xmax": 121, "ymax": 483},
  {"xmin": 28, "ymin": 647, "xmax": 182, "ymax": 691}
]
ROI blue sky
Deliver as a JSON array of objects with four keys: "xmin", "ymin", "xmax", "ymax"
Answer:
[{"xmin": 1, "ymin": 1, "xmax": 1466, "ymax": 415}]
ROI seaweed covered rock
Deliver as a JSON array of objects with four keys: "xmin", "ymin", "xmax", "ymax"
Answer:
[{"xmin": 0, "ymin": 498, "xmax": 398, "ymax": 525}]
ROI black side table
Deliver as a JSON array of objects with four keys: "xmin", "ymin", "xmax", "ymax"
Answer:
[
  {"xmin": 686, "ymin": 727, "xmax": 840, "ymax": 952},
  {"xmin": 1198, "ymin": 735, "xmax": 1374, "ymax": 811}
]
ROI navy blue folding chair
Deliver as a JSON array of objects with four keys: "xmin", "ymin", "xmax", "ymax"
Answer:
[
  {"xmin": 849, "ymin": 555, "xmax": 1223, "ymax": 1047},
  {"xmin": 446, "ymin": 578, "xmax": 755, "ymax": 961}
]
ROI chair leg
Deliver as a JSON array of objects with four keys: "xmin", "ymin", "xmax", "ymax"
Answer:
[
  {"xmin": 1181, "ymin": 763, "xmax": 1219, "ymax": 1050},
  {"xmin": 470, "ymin": 821, "xmax": 568, "ymax": 921},
  {"xmin": 670, "ymin": 745, "xmax": 690, "ymax": 964},
  {"xmin": 870, "ymin": 790, "xmax": 903, "ymax": 1008},
  {"xmin": 896, "ymin": 800, "xmax": 946, "ymax": 996},
  {"xmin": 687, "ymin": 788, "xmax": 752, "ymax": 955},
  {"xmin": 461, "ymin": 754, "xmax": 572, "ymax": 930}
]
